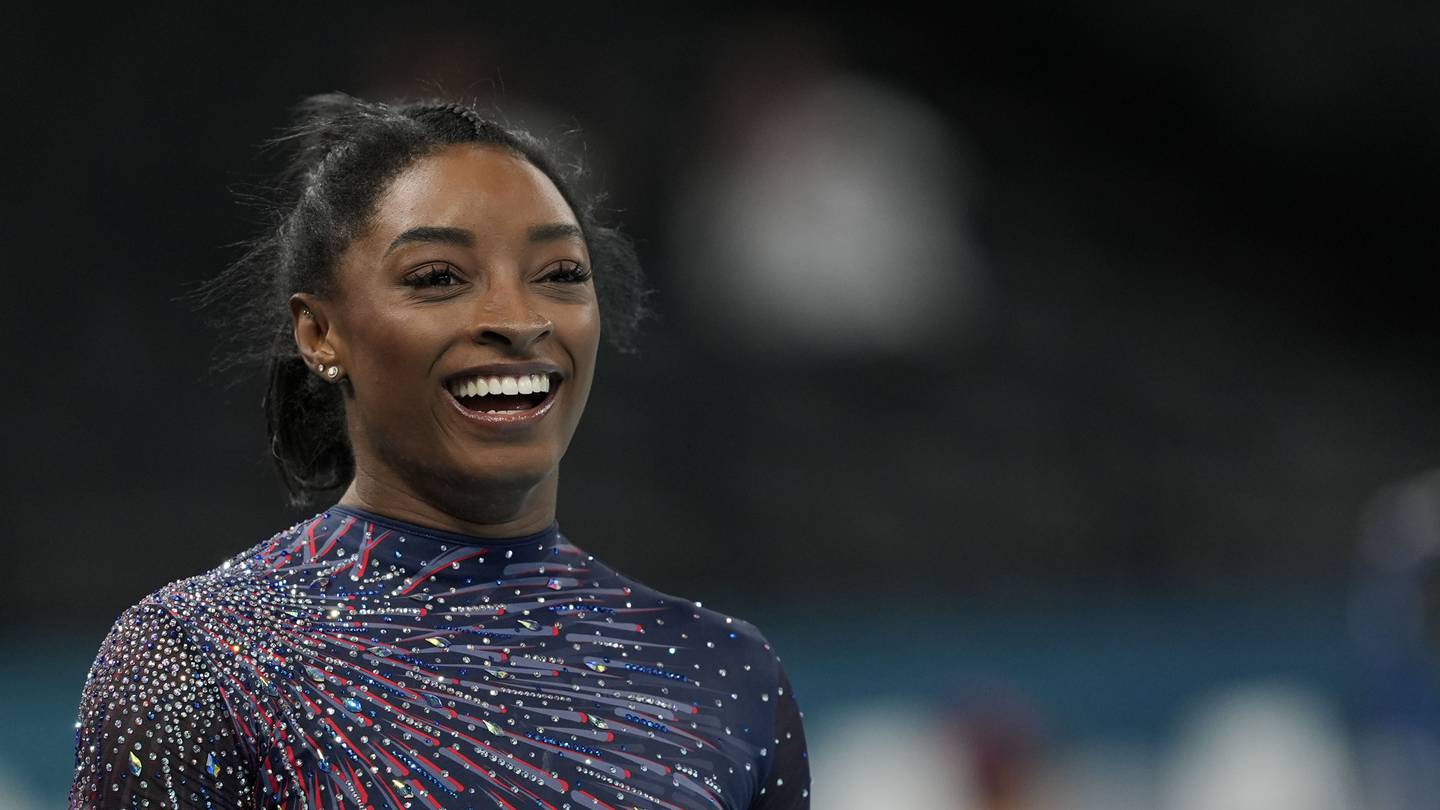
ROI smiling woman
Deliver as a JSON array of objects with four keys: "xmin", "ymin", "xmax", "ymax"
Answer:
[
  {"xmin": 289, "ymin": 143, "xmax": 603, "ymax": 537},
  {"xmin": 68, "ymin": 94, "xmax": 810, "ymax": 809}
]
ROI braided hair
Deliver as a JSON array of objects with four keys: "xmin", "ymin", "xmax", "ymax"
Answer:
[{"xmin": 184, "ymin": 93, "xmax": 654, "ymax": 506}]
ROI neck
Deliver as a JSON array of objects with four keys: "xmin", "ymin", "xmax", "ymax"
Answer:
[{"xmin": 338, "ymin": 465, "xmax": 559, "ymax": 539}]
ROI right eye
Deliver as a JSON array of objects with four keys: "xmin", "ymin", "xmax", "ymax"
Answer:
[{"xmin": 403, "ymin": 263, "xmax": 462, "ymax": 288}]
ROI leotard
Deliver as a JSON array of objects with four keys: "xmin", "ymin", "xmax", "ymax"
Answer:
[{"xmin": 69, "ymin": 504, "xmax": 809, "ymax": 809}]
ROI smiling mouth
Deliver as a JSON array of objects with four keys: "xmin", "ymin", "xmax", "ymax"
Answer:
[{"xmin": 445, "ymin": 373, "xmax": 559, "ymax": 414}]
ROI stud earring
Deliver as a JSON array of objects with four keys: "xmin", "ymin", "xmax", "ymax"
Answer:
[{"xmin": 327, "ymin": 366, "xmax": 339, "ymax": 379}]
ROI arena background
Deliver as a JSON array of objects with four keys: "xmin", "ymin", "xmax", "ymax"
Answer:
[{"xmin": 5, "ymin": 3, "xmax": 1440, "ymax": 807}]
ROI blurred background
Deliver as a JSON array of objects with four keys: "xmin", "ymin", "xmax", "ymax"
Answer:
[{"xmin": 5, "ymin": 2, "xmax": 1440, "ymax": 807}]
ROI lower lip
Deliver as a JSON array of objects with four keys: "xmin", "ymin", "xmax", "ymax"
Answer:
[{"xmin": 444, "ymin": 383, "xmax": 560, "ymax": 431}]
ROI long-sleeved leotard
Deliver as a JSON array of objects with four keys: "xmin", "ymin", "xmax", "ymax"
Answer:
[{"xmin": 70, "ymin": 504, "xmax": 810, "ymax": 809}]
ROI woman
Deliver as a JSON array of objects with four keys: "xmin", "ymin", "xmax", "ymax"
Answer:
[{"xmin": 70, "ymin": 93, "xmax": 810, "ymax": 809}]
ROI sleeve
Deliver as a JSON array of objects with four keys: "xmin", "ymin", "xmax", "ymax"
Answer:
[
  {"xmin": 69, "ymin": 599, "xmax": 254, "ymax": 809},
  {"xmin": 750, "ymin": 661, "xmax": 811, "ymax": 810}
]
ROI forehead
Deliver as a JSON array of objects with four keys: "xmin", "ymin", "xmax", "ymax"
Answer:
[{"xmin": 368, "ymin": 144, "xmax": 578, "ymax": 241}]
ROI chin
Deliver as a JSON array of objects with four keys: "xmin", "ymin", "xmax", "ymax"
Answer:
[{"xmin": 451, "ymin": 448, "xmax": 559, "ymax": 489}]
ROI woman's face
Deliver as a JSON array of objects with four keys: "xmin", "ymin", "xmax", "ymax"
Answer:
[{"xmin": 299, "ymin": 144, "xmax": 601, "ymax": 511}]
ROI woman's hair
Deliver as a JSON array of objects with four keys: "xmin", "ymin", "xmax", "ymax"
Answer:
[{"xmin": 184, "ymin": 93, "xmax": 654, "ymax": 507}]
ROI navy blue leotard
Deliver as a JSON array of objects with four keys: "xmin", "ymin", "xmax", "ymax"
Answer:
[{"xmin": 70, "ymin": 504, "xmax": 809, "ymax": 809}]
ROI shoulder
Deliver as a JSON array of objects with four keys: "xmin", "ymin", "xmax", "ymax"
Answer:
[
  {"xmin": 703, "ymin": 604, "xmax": 791, "ymax": 688},
  {"xmin": 608, "ymin": 576, "xmax": 794, "ymax": 691},
  {"xmin": 71, "ymin": 581, "xmax": 253, "ymax": 807},
  {"xmin": 84, "ymin": 510, "xmax": 329, "ymax": 683},
  {"xmin": 87, "ymin": 583, "xmax": 204, "ymax": 678},
  {"xmin": 660, "ymin": 597, "xmax": 809, "ymax": 809},
  {"xmin": 77, "ymin": 575, "xmax": 229, "ymax": 732}
]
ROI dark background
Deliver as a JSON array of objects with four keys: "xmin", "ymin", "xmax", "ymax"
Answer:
[{"xmin": 4, "ymin": 3, "xmax": 1438, "ymax": 807}]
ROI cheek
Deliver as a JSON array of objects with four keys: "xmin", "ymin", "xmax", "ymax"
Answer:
[
  {"xmin": 349, "ymin": 314, "xmax": 445, "ymax": 394},
  {"xmin": 570, "ymin": 309, "xmax": 602, "ymax": 406},
  {"xmin": 571, "ymin": 303, "xmax": 602, "ymax": 357}
]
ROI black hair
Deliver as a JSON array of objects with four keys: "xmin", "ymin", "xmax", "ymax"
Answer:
[{"xmin": 183, "ymin": 92, "xmax": 655, "ymax": 507}]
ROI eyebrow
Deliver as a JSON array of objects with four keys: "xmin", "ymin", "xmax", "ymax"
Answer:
[
  {"xmin": 385, "ymin": 223, "xmax": 583, "ymax": 255},
  {"xmin": 526, "ymin": 222, "xmax": 584, "ymax": 244}
]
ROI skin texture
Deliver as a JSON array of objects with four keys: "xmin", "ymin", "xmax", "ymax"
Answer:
[{"xmin": 288, "ymin": 144, "xmax": 601, "ymax": 538}]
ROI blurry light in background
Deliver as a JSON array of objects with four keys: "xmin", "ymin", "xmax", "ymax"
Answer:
[
  {"xmin": 1349, "ymin": 469, "xmax": 1440, "ymax": 810},
  {"xmin": 1160, "ymin": 682, "xmax": 1357, "ymax": 810},
  {"xmin": 670, "ymin": 71, "xmax": 985, "ymax": 361},
  {"xmin": 809, "ymin": 699, "xmax": 979, "ymax": 809}
]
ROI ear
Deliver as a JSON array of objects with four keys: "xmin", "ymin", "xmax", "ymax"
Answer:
[{"xmin": 289, "ymin": 293, "xmax": 342, "ymax": 373}]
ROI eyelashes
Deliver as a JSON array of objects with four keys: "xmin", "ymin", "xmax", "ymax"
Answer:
[
  {"xmin": 546, "ymin": 261, "xmax": 594, "ymax": 284},
  {"xmin": 403, "ymin": 263, "xmax": 461, "ymax": 288},
  {"xmin": 402, "ymin": 261, "xmax": 593, "ymax": 288}
]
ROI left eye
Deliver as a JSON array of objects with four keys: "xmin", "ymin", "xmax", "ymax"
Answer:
[
  {"xmin": 404, "ymin": 264, "xmax": 460, "ymax": 287},
  {"xmin": 545, "ymin": 261, "xmax": 593, "ymax": 284}
]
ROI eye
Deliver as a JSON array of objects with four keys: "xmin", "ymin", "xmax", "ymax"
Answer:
[
  {"xmin": 403, "ymin": 262, "xmax": 463, "ymax": 288},
  {"xmin": 544, "ymin": 260, "xmax": 593, "ymax": 284}
]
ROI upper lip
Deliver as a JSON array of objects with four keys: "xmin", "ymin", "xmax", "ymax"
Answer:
[{"xmin": 443, "ymin": 362, "xmax": 565, "ymax": 386}]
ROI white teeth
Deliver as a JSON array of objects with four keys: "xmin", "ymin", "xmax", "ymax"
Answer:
[{"xmin": 449, "ymin": 372, "xmax": 556, "ymax": 399}]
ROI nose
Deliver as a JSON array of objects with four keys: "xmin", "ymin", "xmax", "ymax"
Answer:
[{"xmin": 469, "ymin": 274, "xmax": 554, "ymax": 352}]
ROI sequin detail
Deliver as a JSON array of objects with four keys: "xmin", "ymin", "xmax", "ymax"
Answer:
[{"xmin": 69, "ymin": 505, "xmax": 809, "ymax": 808}]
